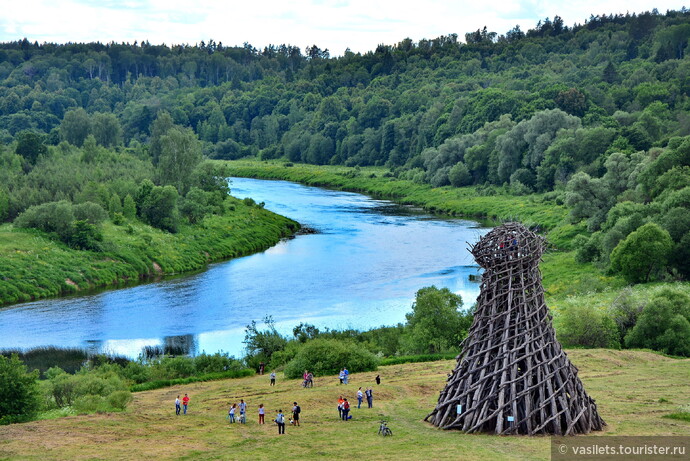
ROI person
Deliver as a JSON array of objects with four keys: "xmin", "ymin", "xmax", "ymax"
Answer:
[
  {"xmin": 337, "ymin": 396, "xmax": 344, "ymax": 419},
  {"xmin": 239, "ymin": 399, "xmax": 247, "ymax": 423},
  {"xmin": 270, "ymin": 371, "xmax": 276, "ymax": 386},
  {"xmin": 182, "ymin": 393, "xmax": 190, "ymax": 414},
  {"xmin": 258, "ymin": 404, "xmax": 265, "ymax": 424},
  {"xmin": 343, "ymin": 367, "xmax": 349, "ymax": 384},
  {"xmin": 342, "ymin": 398, "xmax": 350, "ymax": 421},
  {"xmin": 365, "ymin": 388, "xmax": 373, "ymax": 408},
  {"xmin": 357, "ymin": 387, "xmax": 363, "ymax": 409},
  {"xmin": 292, "ymin": 401, "xmax": 301, "ymax": 426},
  {"xmin": 228, "ymin": 403, "xmax": 236, "ymax": 423},
  {"xmin": 275, "ymin": 410, "xmax": 285, "ymax": 434},
  {"xmin": 175, "ymin": 395, "xmax": 181, "ymax": 415},
  {"xmin": 306, "ymin": 372, "xmax": 314, "ymax": 388},
  {"xmin": 339, "ymin": 369, "xmax": 344, "ymax": 384},
  {"xmin": 259, "ymin": 362, "xmax": 265, "ymax": 375},
  {"xmin": 375, "ymin": 374, "xmax": 381, "ymax": 385}
]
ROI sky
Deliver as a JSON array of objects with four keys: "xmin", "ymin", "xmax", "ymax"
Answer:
[{"xmin": 0, "ymin": 1, "xmax": 687, "ymax": 56}]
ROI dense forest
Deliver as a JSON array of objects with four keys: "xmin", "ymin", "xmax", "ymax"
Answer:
[{"xmin": 1, "ymin": 9, "xmax": 690, "ymax": 279}]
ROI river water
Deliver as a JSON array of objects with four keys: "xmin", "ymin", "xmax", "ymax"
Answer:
[{"xmin": 1, "ymin": 178, "xmax": 490, "ymax": 358}]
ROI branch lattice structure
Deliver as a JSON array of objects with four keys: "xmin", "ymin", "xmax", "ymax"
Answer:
[{"xmin": 425, "ymin": 222, "xmax": 604, "ymax": 435}]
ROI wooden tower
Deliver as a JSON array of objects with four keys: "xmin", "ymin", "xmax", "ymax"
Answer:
[{"xmin": 425, "ymin": 222, "xmax": 604, "ymax": 435}]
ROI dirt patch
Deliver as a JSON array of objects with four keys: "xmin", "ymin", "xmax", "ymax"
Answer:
[
  {"xmin": 152, "ymin": 262, "xmax": 163, "ymax": 275},
  {"xmin": 64, "ymin": 278, "xmax": 79, "ymax": 289}
]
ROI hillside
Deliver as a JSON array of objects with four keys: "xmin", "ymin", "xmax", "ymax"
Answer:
[{"xmin": 1, "ymin": 350, "xmax": 687, "ymax": 460}]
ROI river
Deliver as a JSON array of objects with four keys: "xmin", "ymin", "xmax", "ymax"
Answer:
[{"xmin": 0, "ymin": 178, "xmax": 490, "ymax": 358}]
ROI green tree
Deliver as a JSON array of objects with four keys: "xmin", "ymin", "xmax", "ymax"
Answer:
[
  {"xmin": 158, "ymin": 127, "xmax": 202, "ymax": 195},
  {"xmin": 15, "ymin": 131, "xmax": 47, "ymax": 166},
  {"xmin": 59, "ymin": 108, "xmax": 92, "ymax": 147},
  {"xmin": 402, "ymin": 286, "xmax": 471, "ymax": 354},
  {"xmin": 243, "ymin": 316, "xmax": 288, "ymax": 370},
  {"xmin": 610, "ymin": 223, "xmax": 673, "ymax": 283},
  {"xmin": 0, "ymin": 354, "xmax": 40, "ymax": 425},
  {"xmin": 122, "ymin": 194, "xmax": 137, "ymax": 219},
  {"xmin": 92, "ymin": 112, "xmax": 122, "ymax": 147},
  {"xmin": 139, "ymin": 184, "xmax": 179, "ymax": 232}
]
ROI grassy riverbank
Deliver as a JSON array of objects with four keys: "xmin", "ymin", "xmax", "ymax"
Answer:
[
  {"xmin": 0, "ymin": 197, "xmax": 299, "ymax": 306},
  {"xmin": 1, "ymin": 350, "xmax": 687, "ymax": 460}
]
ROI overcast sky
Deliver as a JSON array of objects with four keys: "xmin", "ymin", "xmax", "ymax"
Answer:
[{"xmin": 0, "ymin": 1, "xmax": 687, "ymax": 55}]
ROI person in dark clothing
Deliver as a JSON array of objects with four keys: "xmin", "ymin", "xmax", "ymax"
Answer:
[
  {"xmin": 292, "ymin": 402, "xmax": 301, "ymax": 426},
  {"xmin": 365, "ymin": 388, "xmax": 373, "ymax": 408},
  {"xmin": 275, "ymin": 410, "xmax": 285, "ymax": 434},
  {"xmin": 375, "ymin": 375, "xmax": 381, "ymax": 385}
]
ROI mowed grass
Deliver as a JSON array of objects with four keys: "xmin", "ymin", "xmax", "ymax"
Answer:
[{"xmin": 1, "ymin": 350, "xmax": 688, "ymax": 461}]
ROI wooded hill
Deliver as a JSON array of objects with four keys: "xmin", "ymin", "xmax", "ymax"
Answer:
[{"xmin": 1, "ymin": 8, "xmax": 689, "ymax": 284}]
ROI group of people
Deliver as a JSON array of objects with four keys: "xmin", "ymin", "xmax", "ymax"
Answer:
[
  {"xmin": 173, "ymin": 368, "xmax": 380, "ymax": 434},
  {"xmin": 225, "ymin": 398, "xmax": 301, "ymax": 434},
  {"xmin": 227, "ymin": 399, "xmax": 248, "ymax": 423},
  {"xmin": 174, "ymin": 394, "xmax": 190, "ymax": 415},
  {"xmin": 302, "ymin": 370, "xmax": 314, "ymax": 387},
  {"xmin": 338, "ymin": 367, "xmax": 349, "ymax": 384},
  {"xmin": 338, "ymin": 386, "xmax": 373, "ymax": 420}
]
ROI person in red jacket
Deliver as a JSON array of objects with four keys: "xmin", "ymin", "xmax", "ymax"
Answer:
[{"xmin": 182, "ymin": 393, "xmax": 190, "ymax": 414}]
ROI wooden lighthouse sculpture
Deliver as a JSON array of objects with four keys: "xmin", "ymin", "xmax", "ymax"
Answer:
[{"xmin": 426, "ymin": 222, "xmax": 604, "ymax": 435}]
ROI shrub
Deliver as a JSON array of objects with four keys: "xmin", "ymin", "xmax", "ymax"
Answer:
[
  {"xmin": 555, "ymin": 304, "xmax": 620, "ymax": 349},
  {"xmin": 193, "ymin": 352, "xmax": 243, "ymax": 375},
  {"xmin": 0, "ymin": 354, "xmax": 40, "ymax": 425},
  {"xmin": 107, "ymin": 390, "xmax": 133, "ymax": 410},
  {"xmin": 625, "ymin": 288, "xmax": 690, "ymax": 356},
  {"xmin": 283, "ymin": 338, "xmax": 379, "ymax": 379}
]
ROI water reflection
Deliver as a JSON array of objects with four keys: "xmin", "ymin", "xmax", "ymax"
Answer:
[{"xmin": 1, "ymin": 178, "xmax": 490, "ymax": 358}]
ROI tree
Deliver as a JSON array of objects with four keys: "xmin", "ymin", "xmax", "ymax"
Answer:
[
  {"xmin": 92, "ymin": 112, "xmax": 122, "ymax": 147},
  {"xmin": 15, "ymin": 131, "xmax": 47, "ymax": 166},
  {"xmin": 138, "ymin": 184, "xmax": 179, "ymax": 232},
  {"xmin": 610, "ymin": 222, "xmax": 673, "ymax": 283},
  {"xmin": 565, "ymin": 172, "xmax": 615, "ymax": 231},
  {"xmin": 0, "ymin": 354, "xmax": 40, "ymax": 425},
  {"xmin": 158, "ymin": 127, "xmax": 202, "ymax": 195},
  {"xmin": 402, "ymin": 286, "xmax": 471, "ymax": 354},
  {"xmin": 59, "ymin": 108, "xmax": 91, "ymax": 147},
  {"xmin": 149, "ymin": 111, "xmax": 175, "ymax": 164},
  {"xmin": 243, "ymin": 316, "xmax": 288, "ymax": 370}
]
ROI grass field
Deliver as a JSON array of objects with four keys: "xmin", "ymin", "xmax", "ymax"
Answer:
[{"xmin": 1, "ymin": 350, "xmax": 687, "ymax": 460}]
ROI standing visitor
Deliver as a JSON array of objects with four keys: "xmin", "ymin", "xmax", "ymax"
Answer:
[
  {"xmin": 337, "ymin": 396, "xmax": 344, "ymax": 419},
  {"xmin": 228, "ymin": 403, "xmax": 236, "ymax": 423},
  {"xmin": 365, "ymin": 388, "xmax": 373, "ymax": 408},
  {"xmin": 270, "ymin": 371, "xmax": 276, "ymax": 386},
  {"xmin": 343, "ymin": 367, "xmax": 349, "ymax": 384},
  {"xmin": 339, "ymin": 369, "xmax": 345, "ymax": 384},
  {"xmin": 258, "ymin": 404, "xmax": 265, "ymax": 424},
  {"xmin": 292, "ymin": 402, "xmax": 301, "ymax": 426},
  {"xmin": 175, "ymin": 395, "xmax": 181, "ymax": 415},
  {"xmin": 357, "ymin": 388, "xmax": 363, "ymax": 409},
  {"xmin": 239, "ymin": 399, "xmax": 247, "ymax": 423},
  {"xmin": 342, "ymin": 398, "xmax": 350, "ymax": 421},
  {"xmin": 375, "ymin": 375, "xmax": 381, "ymax": 385},
  {"xmin": 259, "ymin": 362, "xmax": 265, "ymax": 375},
  {"xmin": 276, "ymin": 410, "xmax": 285, "ymax": 434},
  {"xmin": 182, "ymin": 393, "xmax": 190, "ymax": 414}
]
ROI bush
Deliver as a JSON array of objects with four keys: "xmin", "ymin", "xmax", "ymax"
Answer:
[
  {"xmin": 283, "ymin": 338, "xmax": 379, "ymax": 379},
  {"xmin": 107, "ymin": 390, "xmax": 133, "ymax": 410},
  {"xmin": 555, "ymin": 304, "xmax": 620, "ymax": 349},
  {"xmin": 0, "ymin": 354, "xmax": 40, "ymax": 425},
  {"xmin": 625, "ymin": 288, "xmax": 690, "ymax": 356},
  {"xmin": 193, "ymin": 352, "xmax": 243, "ymax": 375}
]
